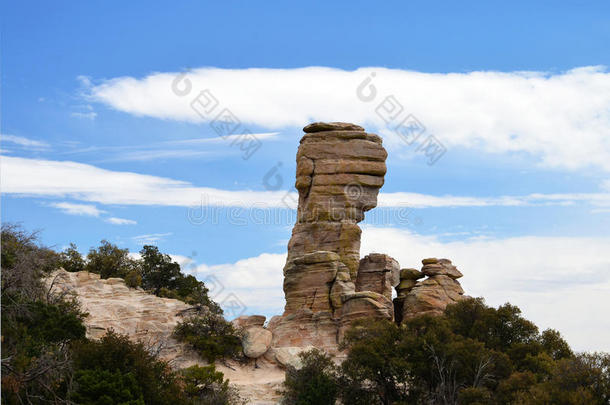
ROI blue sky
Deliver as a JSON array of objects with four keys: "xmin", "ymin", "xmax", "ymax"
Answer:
[{"xmin": 2, "ymin": 1, "xmax": 610, "ymax": 351}]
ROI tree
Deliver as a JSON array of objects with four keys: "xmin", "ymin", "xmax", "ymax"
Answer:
[
  {"xmin": 340, "ymin": 319, "xmax": 412, "ymax": 405},
  {"xmin": 60, "ymin": 242, "xmax": 86, "ymax": 272},
  {"xmin": 70, "ymin": 331, "xmax": 187, "ymax": 405},
  {"xmin": 1, "ymin": 224, "xmax": 86, "ymax": 404},
  {"xmin": 139, "ymin": 245, "xmax": 182, "ymax": 293},
  {"xmin": 86, "ymin": 240, "xmax": 138, "ymax": 279},
  {"xmin": 181, "ymin": 364, "xmax": 244, "ymax": 405},
  {"xmin": 174, "ymin": 311, "xmax": 242, "ymax": 363},
  {"xmin": 282, "ymin": 349, "xmax": 339, "ymax": 405}
]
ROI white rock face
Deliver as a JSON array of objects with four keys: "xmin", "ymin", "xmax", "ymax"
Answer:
[
  {"xmin": 47, "ymin": 269, "xmax": 199, "ymax": 367},
  {"xmin": 46, "ymin": 269, "xmax": 285, "ymax": 404}
]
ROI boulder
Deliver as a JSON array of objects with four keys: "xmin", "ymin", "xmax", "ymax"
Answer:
[
  {"xmin": 232, "ymin": 315, "xmax": 266, "ymax": 330},
  {"xmin": 355, "ymin": 253, "xmax": 400, "ymax": 300},
  {"xmin": 438, "ymin": 259, "xmax": 464, "ymax": 279},
  {"xmin": 242, "ymin": 327, "xmax": 272, "ymax": 358},
  {"xmin": 272, "ymin": 346, "xmax": 316, "ymax": 369},
  {"xmin": 400, "ymin": 268, "xmax": 424, "ymax": 280},
  {"xmin": 401, "ymin": 260, "xmax": 466, "ymax": 320}
]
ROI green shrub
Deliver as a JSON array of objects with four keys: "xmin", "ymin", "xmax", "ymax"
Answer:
[
  {"xmin": 457, "ymin": 387, "xmax": 493, "ymax": 404},
  {"xmin": 139, "ymin": 245, "xmax": 222, "ymax": 313},
  {"xmin": 71, "ymin": 331, "xmax": 187, "ymax": 405},
  {"xmin": 86, "ymin": 240, "xmax": 138, "ymax": 279},
  {"xmin": 174, "ymin": 311, "xmax": 242, "ymax": 363},
  {"xmin": 125, "ymin": 269, "xmax": 143, "ymax": 288},
  {"xmin": 71, "ymin": 368, "xmax": 145, "ymax": 405},
  {"xmin": 181, "ymin": 364, "xmax": 244, "ymax": 405},
  {"xmin": 1, "ymin": 224, "xmax": 88, "ymax": 404},
  {"xmin": 60, "ymin": 242, "xmax": 86, "ymax": 272},
  {"xmin": 282, "ymin": 349, "xmax": 338, "ymax": 405}
]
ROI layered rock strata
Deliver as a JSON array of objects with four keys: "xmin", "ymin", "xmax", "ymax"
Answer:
[
  {"xmin": 271, "ymin": 122, "xmax": 392, "ymax": 352},
  {"xmin": 399, "ymin": 258, "xmax": 466, "ymax": 320}
]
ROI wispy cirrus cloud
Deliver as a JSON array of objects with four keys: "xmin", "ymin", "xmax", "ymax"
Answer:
[
  {"xmin": 50, "ymin": 202, "xmax": 105, "ymax": 217},
  {"xmin": 3, "ymin": 156, "xmax": 609, "ymax": 209},
  {"xmin": 88, "ymin": 66, "xmax": 610, "ymax": 171},
  {"xmin": 106, "ymin": 217, "xmax": 137, "ymax": 225},
  {"xmin": 1, "ymin": 134, "xmax": 50, "ymax": 150},
  {"xmin": 132, "ymin": 232, "xmax": 172, "ymax": 244},
  {"xmin": 60, "ymin": 132, "xmax": 279, "ymax": 162}
]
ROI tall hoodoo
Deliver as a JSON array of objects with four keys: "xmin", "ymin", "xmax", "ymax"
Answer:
[
  {"xmin": 270, "ymin": 122, "xmax": 396, "ymax": 353},
  {"xmin": 287, "ymin": 121, "xmax": 387, "ymax": 280},
  {"xmin": 267, "ymin": 122, "xmax": 467, "ymax": 358}
]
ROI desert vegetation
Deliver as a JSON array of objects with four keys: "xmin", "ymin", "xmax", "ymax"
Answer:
[
  {"xmin": 282, "ymin": 298, "xmax": 610, "ymax": 404},
  {"xmin": 1, "ymin": 224, "xmax": 242, "ymax": 404}
]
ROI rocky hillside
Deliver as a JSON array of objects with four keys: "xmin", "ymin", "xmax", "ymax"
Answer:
[{"xmin": 48, "ymin": 269, "xmax": 285, "ymax": 404}]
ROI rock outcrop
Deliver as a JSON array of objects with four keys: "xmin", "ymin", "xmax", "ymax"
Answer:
[
  {"xmin": 47, "ymin": 270, "xmax": 284, "ymax": 404},
  {"xmin": 46, "ymin": 269, "xmax": 199, "ymax": 367},
  {"xmin": 270, "ymin": 122, "xmax": 395, "ymax": 353},
  {"xmin": 399, "ymin": 258, "xmax": 466, "ymax": 320}
]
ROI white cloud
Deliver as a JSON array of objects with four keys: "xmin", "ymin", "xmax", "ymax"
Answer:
[
  {"xmin": 89, "ymin": 66, "xmax": 610, "ymax": 171},
  {"xmin": 192, "ymin": 253, "xmax": 287, "ymax": 316},
  {"xmin": 60, "ymin": 132, "xmax": 279, "ymax": 162},
  {"xmin": 71, "ymin": 111, "xmax": 97, "ymax": 120},
  {"xmin": 106, "ymin": 217, "xmax": 137, "ymax": 225},
  {"xmin": 2, "ymin": 134, "xmax": 50, "ymax": 150},
  {"xmin": 193, "ymin": 229, "xmax": 610, "ymax": 351},
  {"xmin": 166, "ymin": 132, "xmax": 279, "ymax": 145},
  {"xmin": 131, "ymin": 232, "xmax": 172, "ymax": 244},
  {"xmin": 360, "ymin": 226, "xmax": 610, "ymax": 352},
  {"xmin": 2, "ymin": 156, "xmax": 609, "ymax": 210},
  {"xmin": 50, "ymin": 202, "xmax": 105, "ymax": 217}
]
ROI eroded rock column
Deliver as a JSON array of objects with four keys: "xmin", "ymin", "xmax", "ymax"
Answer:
[
  {"xmin": 271, "ymin": 122, "xmax": 388, "ymax": 352},
  {"xmin": 282, "ymin": 122, "xmax": 387, "ymax": 315}
]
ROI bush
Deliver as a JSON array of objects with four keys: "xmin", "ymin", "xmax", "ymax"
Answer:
[
  {"xmin": 174, "ymin": 311, "xmax": 242, "ymax": 363},
  {"xmin": 282, "ymin": 349, "xmax": 338, "ymax": 405},
  {"xmin": 71, "ymin": 368, "xmax": 145, "ymax": 405},
  {"xmin": 182, "ymin": 364, "xmax": 244, "ymax": 405},
  {"xmin": 125, "ymin": 269, "xmax": 143, "ymax": 288},
  {"xmin": 71, "ymin": 331, "xmax": 187, "ymax": 405},
  {"xmin": 60, "ymin": 242, "xmax": 86, "ymax": 272},
  {"xmin": 337, "ymin": 298, "xmax": 609, "ymax": 405},
  {"xmin": 139, "ymin": 245, "xmax": 182, "ymax": 293}
]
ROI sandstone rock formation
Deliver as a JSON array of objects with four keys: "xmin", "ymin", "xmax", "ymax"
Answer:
[
  {"xmin": 399, "ymin": 258, "xmax": 466, "ymax": 320},
  {"xmin": 270, "ymin": 122, "xmax": 396, "ymax": 353},
  {"xmin": 46, "ymin": 269, "xmax": 198, "ymax": 366},
  {"xmin": 356, "ymin": 253, "xmax": 400, "ymax": 300},
  {"xmin": 47, "ymin": 270, "xmax": 284, "ymax": 404},
  {"xmin": 242, "ymin": 327, "xmax": 273, "ymax": 359}
]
